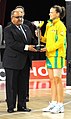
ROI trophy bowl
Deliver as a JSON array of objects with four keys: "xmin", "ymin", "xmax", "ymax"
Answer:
[{"xmin": 32, "ymin": 21, "xmax": 45, "ymax": 51}]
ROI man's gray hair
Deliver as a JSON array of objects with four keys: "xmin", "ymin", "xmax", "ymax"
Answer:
[
  {"xmin": 11, "ymin": 10, "xmax": 20, "ymax": 18},
  {"xmin": 11, "ymin": 10, "xmax": 16, "ymax": 18}
]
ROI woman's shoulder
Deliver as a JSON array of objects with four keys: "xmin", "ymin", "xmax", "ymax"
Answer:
[{"xmin": 57, "ymin": 20, "xmax": 66, "ymax": 30}]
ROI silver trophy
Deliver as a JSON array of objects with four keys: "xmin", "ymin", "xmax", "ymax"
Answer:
[{"xmin": 33, "ymin": 21, "xmax": 44, "ymax": 50}]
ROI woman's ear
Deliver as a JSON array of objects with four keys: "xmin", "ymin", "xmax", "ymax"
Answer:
[{"xmin": 57, "ymin": 12, "xmax": 60, "ymax": 18}]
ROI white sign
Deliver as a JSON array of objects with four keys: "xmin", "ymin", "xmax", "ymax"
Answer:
[{"xmin": 65, "ymin": 0, "xmax": 71, "ymax": 1}]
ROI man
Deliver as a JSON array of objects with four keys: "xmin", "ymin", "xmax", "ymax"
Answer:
[
  {"xmin": 15, "ymin": 6, "xmax": 36, "ymax": 102},
  {"xmin": 3, "ymin": 10, "xmax": 37, "ymax": 113}
]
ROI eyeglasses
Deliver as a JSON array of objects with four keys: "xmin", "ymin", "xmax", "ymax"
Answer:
[{"xmin": 13, "ymin": 16, "xmax": 24, "ymax": 19}]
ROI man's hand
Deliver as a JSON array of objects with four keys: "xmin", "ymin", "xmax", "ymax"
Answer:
[{"xmin": 28, "ymin": 45, "xmax": 37, "ymax": 52}]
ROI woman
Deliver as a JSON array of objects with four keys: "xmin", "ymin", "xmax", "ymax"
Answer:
[{"xmin": 39, "ymin": 5, "xmax": 66, "ymax": 113}]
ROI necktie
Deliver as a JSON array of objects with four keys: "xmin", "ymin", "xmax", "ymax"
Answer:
[{"xmin": 19, "ymin": 25, "xmax": 27, "ymax": 40}]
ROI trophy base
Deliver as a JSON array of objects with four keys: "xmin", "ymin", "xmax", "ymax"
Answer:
[{"xmin": 35, "ymin": 45, "xmax": 44, "ymax": 51}]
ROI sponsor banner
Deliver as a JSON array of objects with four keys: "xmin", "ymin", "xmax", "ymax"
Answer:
[
  {"xmin": 29, "ymin": 79, "xmax": 66, "ymax": 89},
  {"xmin": 30, "ymin": 60, "xmax": 66, "ymax": 79},
  {"xmin": 30, "ymin": 60, "xmax": 66, "ymax": 89},
  {"xmin": 0, "ymin": 60, "xmax": 66, "ymax": 89}
]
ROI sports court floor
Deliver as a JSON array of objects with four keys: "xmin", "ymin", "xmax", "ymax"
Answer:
[{"xmin": 0, "ymin": 88, "xmax": 71, "ymax": 119}]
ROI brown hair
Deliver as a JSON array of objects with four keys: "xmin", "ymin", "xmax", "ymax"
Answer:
[{"xmin": 52, "ymin": 5, "xmax": 65, "ymax": 19}]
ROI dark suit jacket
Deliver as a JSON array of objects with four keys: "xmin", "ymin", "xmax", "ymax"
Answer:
[
  {"xmin": 24, "ymin": 19, "xmax": 36, "ymax": 36},
  {"xmin": 3, "ymin": 23, "xmax": 37, "ymax": 69}
]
